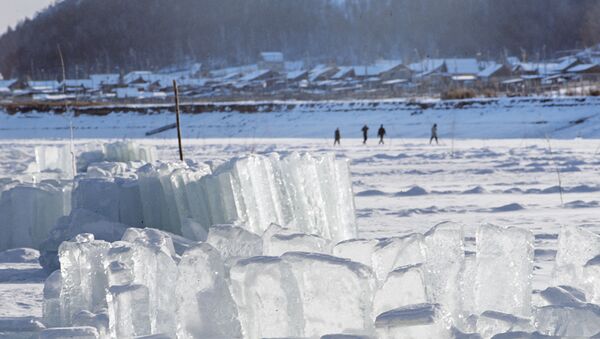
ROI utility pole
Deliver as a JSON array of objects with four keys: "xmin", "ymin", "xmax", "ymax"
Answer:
[{"xmin": 173, "ymin": 80, "xmax": 184, "ymax": 161}]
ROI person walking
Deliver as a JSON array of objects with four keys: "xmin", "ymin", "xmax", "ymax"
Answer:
[
  {"xmin": 377, "ymin": 124, "xmax": 386, "ymax": 145},
  {"xmin": 334, "ymin": 128, "xmax": 341, "ymax": 146},
  {"xmin": 362, "ymin": 125, "xmax": 369, "ymax": 144},
  {"xmin": 430, "ymin": 123, "xmax": 439, "ymax": 145}
]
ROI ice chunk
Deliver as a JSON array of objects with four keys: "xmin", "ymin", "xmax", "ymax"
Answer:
[
  {"xmin": 33, "ymin": 144, "xmax": 75, "ymax": 178},
  {"xmin": 374, "ymin": 304, "xmax": 451, "ymax": 339},
  {"xmin": 0, "ymin": 181, "xmax": 71, "ymax": 251},
  {"xmin": 40, "ymin": 326, "xmax": 99, "ymax": 339},
  {"xmin": 0, "ymin": 317, "xmax": 45, "ymax": 339},
  {"xmin": 73, "ymin": 176, "xmax": 144, "ymax": 228},
  {"xmin": 104, "ymin": 141, "xmax": 156, "ymax": 164},
  {"xmin": 282, "ymin": 252, "xmax": 376, "ymax": 337},
  {"xmin": 552, "ymin": 225, "xmax": 600, "ymax": 303},
  {"xmin": 475, "ymin": 311, "xmax": 533, "ymax": 339},
  {"xmin": 423, "ymin": 222, "xmax": 466, "ymax": 326},
  {"xmin": 373, "ymin": 264, "xmax": 429, "ymax": 316},
  {"xmin": 333, "ymin": 238, "xmax": 378, "ymax": 268},
  {"xmin": 206, "ymin": 225, "xmax": 263, "ymax": 261},
  {"xmin": 107, "ymin": 284, "xmax": 151, "ymax": 338},
  {"xmin": 58, "ymin": 234, "xmax": 111, "ymax": 326},
  {"xmin": 43, "ymin": 270, "xmax": 63, "ymax": 328},
  {"xmin": 109, "ymin": 228, "xmax": 179, "ymax": 336},
  {"xmin": 538, "ymin": 286, "xmax": 586, "ymax": 306},
  {"xmin": 198, "ymin": 152, "xmax": 357, "ymax": 242},
  {"xmin": 475, "ymin": 224, "xmax": 534, "ymax": 317},
  {"xmin": 230, "ymin": 256, "xmax": 303, "ymax": 339},
  {"xmin": 264, "ymin": 231, "xmax": 332, "ymax": 256},
  {"xmin": 584, "ymin": 255, "xmax": 600, "ymax": 304},
  {"xmin": 534, "ymin": 303, "xmax": 600, "ymax": 337},
  {"xmin": 176, "ymin": 243, "xmax": 241, "ymax": 338},
  {"xmin": 39, "ymin": 209, "xmax": 129, "ymax": 273},
  {"xmin": 72, "ymin": 310, "xmax": 109, "ymax": 339},
  {"xmin": 121, "ymin": 228, "xmax": 177, "ymax": 258},
  {"xmin": 137, "ymin": 162, "xmax": 208, "ymax": 236},
  {"xmin": 86, "ymin": 161, "xmax": 142, "ymax": 179},
  {"xmin": 372, "ymin": 234, "xmax": 426, "ymax": 281}
]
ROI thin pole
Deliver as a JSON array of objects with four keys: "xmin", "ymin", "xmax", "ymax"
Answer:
[
  {"xmin": 57, "ymin": 44, "xmax": 66, "ymax": 91},
  {"xmin": 173, "ymin": 80, "xmax": 184, "ymax": 161}
]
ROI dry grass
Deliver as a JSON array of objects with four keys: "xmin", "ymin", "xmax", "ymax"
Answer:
[{"xmin": 441, "ymin": 88, "xmax": 477, "ymax": 100}]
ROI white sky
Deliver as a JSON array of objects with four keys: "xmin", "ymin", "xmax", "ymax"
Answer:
[{"xmin": 0, "ymin": 0, "xmax": 55, "ymax": 33}]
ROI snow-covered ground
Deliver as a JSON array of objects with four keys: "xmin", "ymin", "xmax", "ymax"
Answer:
[
  {"xmin": 1, "ymin": 96, "xmax": 600, "ymax": 139},
  {"xmin": 0, "ymin": 137, "xmax": 599, "ymax": 321}
]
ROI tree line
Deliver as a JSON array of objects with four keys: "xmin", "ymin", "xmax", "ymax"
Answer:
[{"xmin": 1, "ymin": 0, "xmax": 599, "ymax": 79}]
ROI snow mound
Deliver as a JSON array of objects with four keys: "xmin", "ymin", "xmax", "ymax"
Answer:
[
  {"xmin": 394, "ymin": 185, "xmax": 428, "ymax": 197},
  {"xmin": 0, "ymin": 248, "xmax": 40, "ymax": 263}
]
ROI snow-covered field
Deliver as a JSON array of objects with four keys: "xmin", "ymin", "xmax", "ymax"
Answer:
[
  {"xmin": 1, "ymin": 96, "xmax": 600, "ymax": 139},
  {"xmin": 0, "ymin": 137, "xmax": 599, "ymax": 319}
]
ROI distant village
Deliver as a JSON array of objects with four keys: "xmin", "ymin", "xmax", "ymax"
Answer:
[{"xmin": 2, "ymin": 47, "xmax": 600, "ymax": 104}]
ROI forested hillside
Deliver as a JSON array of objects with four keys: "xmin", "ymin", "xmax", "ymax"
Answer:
[{"xmin": 1, "ymin": 0, "xmax": 599, "ymax": 78}]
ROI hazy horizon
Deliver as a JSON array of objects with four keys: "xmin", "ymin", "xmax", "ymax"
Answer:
[{"xmin": 1, "ymin": 0, "xmax": 54, "ymax": 33}]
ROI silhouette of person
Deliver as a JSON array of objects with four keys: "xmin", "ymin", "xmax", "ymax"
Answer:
[
  {"xmin": 334, "ymin": 128, "xmax": 341, "ymax": 146},
  {"xmin": 430, "ymin": 123, "xmax": 439, "ymax": 145},
  {"xmin": 378, "ymin": 124, "xmax": 386, "ymax": 145},
  {"xmin": 362, "ymin": 125, "xmax": 369, "ymax": 144}
]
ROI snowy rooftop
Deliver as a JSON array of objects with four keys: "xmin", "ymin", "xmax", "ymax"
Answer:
[
  {"xmin": 568, "ymin": 63, "xmax": 600, "ymax": 73},
  {"xmin": 478, "ymin": 63, "xmax": 504, "ymax": 78},
  {"xmin": 261, "ymin": 52, "xmax": 284, "ymax": 63},
  {"xmin": 239, "ymin": 69, "xmax": 272, "ymax": 82}
]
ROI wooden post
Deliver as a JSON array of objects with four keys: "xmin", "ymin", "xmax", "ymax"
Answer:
[{"xmin": 173, "ymin": 80, "xmax": 184, "ymax": 161}]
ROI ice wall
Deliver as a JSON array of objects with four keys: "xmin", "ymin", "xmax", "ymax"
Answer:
[
  {"xmin": 0, "ymin": 180, "xmax": 71, "ymax": 251},
  {"xmin": 77, "ymin": 141, "xmax": 157, "ymax": 173},
  {"xmin": 66, "ymin": 152, "xmax": 357, "ymax": 247}
]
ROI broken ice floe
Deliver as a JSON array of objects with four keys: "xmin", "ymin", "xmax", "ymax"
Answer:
[
  {"xmin": 35, "ymin": 151, "xmax": 357, "ymax": 272},
  {"xmin": 35, "ymin": 222, "xmax": 600, "ymax": 338}
]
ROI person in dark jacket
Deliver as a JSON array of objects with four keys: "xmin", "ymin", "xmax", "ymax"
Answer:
[
  {"xmin": 377, "ymin": 124, "xmax": 386, "ymax": 144},
  {"xmin": 430, "ymin": 123, "xmax": 439, "ymax": 144},
  {"xmin": 362, "ymin": 125, "xmax": 369, "ymax": 144},
  {"xmin": 334, "ymin": 128, "xmax": 341, "ymax": 146}
]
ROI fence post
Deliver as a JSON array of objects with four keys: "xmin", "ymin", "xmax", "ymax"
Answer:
[{"xmin": 173, "ymin": 80, "xmax": 184, "ymax": 161}]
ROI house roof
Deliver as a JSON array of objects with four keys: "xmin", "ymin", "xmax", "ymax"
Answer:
[
  {"xmin": 478, "ymin": 63, "xmax": 504, "ymax": 78},
  {"xmin": 287, "ymin": 70, "xmax": 308, "ymax": 81},
  {"xmin": 90, "ymin": 74, "xmax": 120, "ymax": 85},
  {"xmin": 556, "ymin": 57, "xmax": 579, "ymax": 72},
  {"xmin": 332, "ymin": 67, "xmax": 355, "ymax": 79},
  {"xmin": 568, "ymin": 63, "xmax": 600, "ymax": 73},
  {"xmin": 261, "ymin": 52, "xmax": 284, "ymax": 63},
  {"xmin": 444, "ymin": 58, "xmax": 482, "ymax": 75},
  {"xmin": 63, "ymin": 79, "xmax": 95, "ymax": 89},
  {"xmin": 353, "ymin": 61, "xmax": 404, "ymax": 77},
  {"xmin": 0, "ymin": 79, "xmax": 17, "ymax": 88},
  {"xmin": 28, "ymin": 80, "xmax": 61, "ymax": 90},
  {"xmin": 240, "ymin": 69, "xmax": 273, "ymax": 82},
  {"xmin": 309, "ymin": 65, "xmax": 336, "ymax": 82},
  {"xmin": 408, "ymin": 59, "xmax": 446, "ymax": 74}
]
